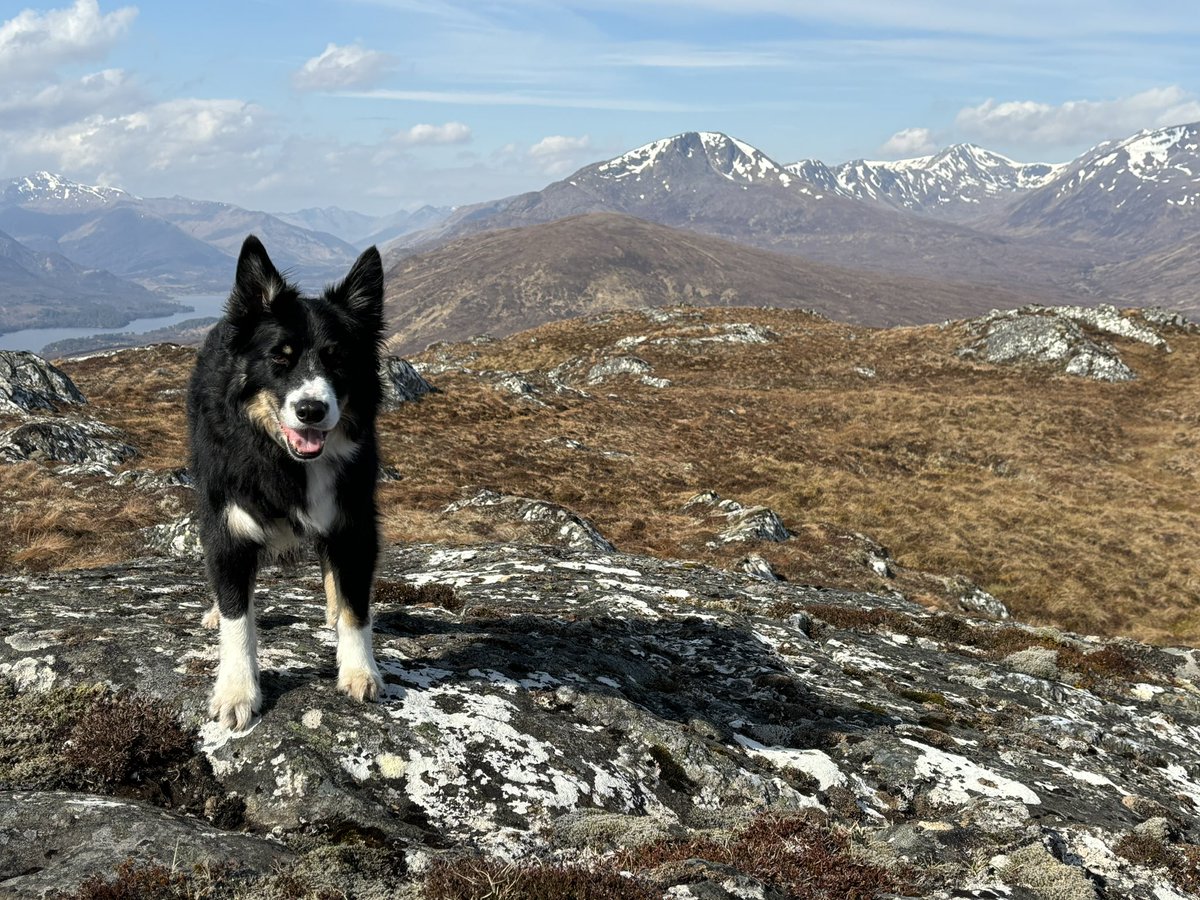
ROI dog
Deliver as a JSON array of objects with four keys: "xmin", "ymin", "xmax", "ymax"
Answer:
[{"xmin": 187, "ymin": 235, "xmax": 386, "ymax": 730}]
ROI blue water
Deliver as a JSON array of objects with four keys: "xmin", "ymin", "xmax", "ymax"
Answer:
[{"xmin": 0, "ymin": 293, "xmax": 228, "ymax": 354}]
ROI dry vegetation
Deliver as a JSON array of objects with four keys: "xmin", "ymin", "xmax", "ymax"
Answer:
[{"xmin": 4, "ymin": 306, "xmax": 1199, "ymax": 646}]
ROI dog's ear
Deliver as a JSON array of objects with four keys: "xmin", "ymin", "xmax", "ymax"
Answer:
[
  {"xmin": 330, "ymin": 246, "xmax": 384, "ymax": 337},
  {"xmin": 226, "ymin": 235, "xmax": 286, "ymax": 322}
]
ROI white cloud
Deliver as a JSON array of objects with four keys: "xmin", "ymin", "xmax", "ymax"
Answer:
[
  {"xmin": 0, "ymin": 68, "xmax": 139, "ymax": 127},
  {"xmin": 879, "ymin": 126, "xmax": 936, "ymax": 157},
  {"xmin": 955, "ymin": 86, "xmax": 1200, "ymax": 147},
  {"xmin": 0, "ymin": 0, "xmax": 135, "ymax": 79},
  {"xmin": 391, "ymin": 121, "xmax": 472, "ymax": 146},
  {"xmin": 529, "ymin": 134, "xmax": 593, "ymax": 175},
  {"xmin": 10, "ymin": 98, "xmax": 266, "ymax": 177},
  {"xmin": 292, "ymin": 42, "xmax": 397, "ymax": 91}
]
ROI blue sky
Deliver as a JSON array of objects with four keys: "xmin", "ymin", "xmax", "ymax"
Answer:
[{"xmin": 2, "ymin": 0, "xmax": 1200, "ymax": 214}]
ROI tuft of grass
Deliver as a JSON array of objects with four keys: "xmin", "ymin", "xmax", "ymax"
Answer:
[
  {"xmin": 619, "ymin": 812, "xmax": 913, "ymax": 899},
  {"xmin": 64, "ymin": 692, "xmax": 193, "ymax": 790},
  {"xmin": 374, "ymin": 579, "xmax": 463, "ymax": 611},
  {"xmin": 424, "ymin": 860, "xmax": 656, "ymax": 900},
  {"xmin": 1114, "ymin": 834, "xmax": 1200, "ymax": 893},
  {"xmin": 49, "ymin": 858, "xmax": 190, "ymax": 900}
]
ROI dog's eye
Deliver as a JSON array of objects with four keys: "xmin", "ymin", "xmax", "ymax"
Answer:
[{"xmin": 271, "ymin": 345, "xmax": 293, "ymax": 366}]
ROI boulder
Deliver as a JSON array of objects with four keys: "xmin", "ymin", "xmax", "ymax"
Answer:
[
  {"xmin": 962, "ymin": 313, "xmax": 1135, "ymax": 382},
  {"xmin": 143, "ymin": 513, "xmax": 203, "ymax": 558},
  {"xmin": 684, "ymin": 491, "xmax": 791, "ymax": 543},
  {"xmin": 444, "ymin": 488, "xmax": 615, "ymax": 552},
  {"xmin": 0, "ymin": 351, "xmax": 86, "ymax": 415},
  {"xmin": 380, "ymin": 357, "xmax": 435, "ymax": 409},
  {"xmin": 0, "ymin": 418, "xmax": 137, "ymax": 466}
]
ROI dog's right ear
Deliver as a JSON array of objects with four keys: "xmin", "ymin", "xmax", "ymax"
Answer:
[{"xmin": 226, "ymin": 235, "xmax": 285, "ymax": 323}]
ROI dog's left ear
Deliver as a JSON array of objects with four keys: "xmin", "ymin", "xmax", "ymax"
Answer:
[{"xmin": 331, "ymin": 246, "xmax": 384, "ymax": 337}]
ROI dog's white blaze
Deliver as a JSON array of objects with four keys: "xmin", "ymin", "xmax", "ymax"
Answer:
[
  {"xmin": 210, "ymin": 601, "xmax": 261, "ymax": 729},
  {"xmin": 336, "ymin": 615, "xmax": 381, "ymax": 696},
  {"xmin": 281, "ymin": 376, "xmax": 340, "ymax": 431},
  {"xmin": 225, "ymin": 503, "xmax": 266, "ymax": 543},
  {"xmin": 298, "ymin": 459, "xmax": 339, "ymax": 535}
]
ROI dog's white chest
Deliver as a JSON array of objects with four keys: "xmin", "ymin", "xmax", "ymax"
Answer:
[{"xmin": 297, "ymin": 460, "xmax": 339, "ymax": 535}]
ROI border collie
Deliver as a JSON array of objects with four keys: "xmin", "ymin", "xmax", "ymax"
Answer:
[{"xmin": 188, "ymin": 236, "xmax": 385, "ymax": 730}]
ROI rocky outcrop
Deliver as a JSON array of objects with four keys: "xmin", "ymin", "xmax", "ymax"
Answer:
[
  {"xmin": 142, "ymin": 513, "xmax": 203, "ymax": 558},
  {"xmin": 443, "ymin": 488, "xmax": 616, "ymax": 551},
  {"xmin": 961, "ymin": 312, "xmax": 1135, "ymax": 381},
  {"xmin": 958, "ymin": 305, "xmax": 1190, "ymax": 381},
  {"xmin": 0, "ymin": 417, "xmax": 137, "ymax": 465},
  {"xmin": 0, "ymin": 351, "xmax": 87, "ymax": 415},
  {"xmin": 684, "ymin": 490, "xmax": 791, "ymax": 543},
  {"xmin": 380, "ymin": 356, "xmax": 435, "ymax": 409},
  {"xmin": 2, "ymin": 541, "xmax": 1200, "ymax": 897}
]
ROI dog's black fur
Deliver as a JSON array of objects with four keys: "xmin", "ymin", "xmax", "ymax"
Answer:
[{"xmin": 187, "ymin": 236, "xmax": 386, "ymax": 729}]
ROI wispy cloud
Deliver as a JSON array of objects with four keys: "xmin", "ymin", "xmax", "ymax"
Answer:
[
  {"xmin": 604, "ymin": 44, "xmax": 791, "ymax": 69},
  {"xmin": 340, "ymin": 88, "xmax": 712, "ymax": 112},
  {"xmin": 391, "ymin": 121, "xmax": 472, "ymax": 145},
  {"xmin": 955, "ymin": 86, "xmax": 1200, "ymax": 146},
  {"xmin": 292, "ymin": 42, "xmax": 398, "ymax": 92},
  {"xmin": 0, "ymin": 0, "xmax": 135, "ymax": 79},
  {"xmin": 879, "ymin": 127, "xmax": 937, "ymax": 157},
  {"xmin": 529, "ymin": 134, "xmax": 593, "ymax": 175}
]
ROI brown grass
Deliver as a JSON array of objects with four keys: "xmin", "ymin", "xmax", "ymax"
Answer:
[{"xmin": 5, "ymin": 308, "xmax": 1199, "ymax": 646}]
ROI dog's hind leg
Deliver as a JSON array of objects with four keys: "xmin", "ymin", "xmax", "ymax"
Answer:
[
  {"xmin": 322, "ymin": 527, "xmax": 383, "ymax": 702},
  {"xmin": 206, "ymin": 539, "xmax": 262, "ymax": 729}
]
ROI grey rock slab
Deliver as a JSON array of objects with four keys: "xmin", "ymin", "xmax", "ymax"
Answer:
[
  {"xmin": 443, "ymin": 488, "xmax": 615, "ymax": 552},
  {"xmin": 0, "ymin": 417, "xmax": 137, "ymax": 465},
  {"xmin": 2, "ymin": 542, "xmax": 1200, "ymax": 891},
  {"xmin": 380, "ymin": 356, "xmax": 435, "ymax": 409},
  {"xmin": 0, "ymin": 790, "xmax": 290, "ymax": 897},
  {"xmin": 0, "ymin": 351, "xmax": 86, "ymax": 416}
]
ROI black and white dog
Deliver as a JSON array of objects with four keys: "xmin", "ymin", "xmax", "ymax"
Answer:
[{"xmin": 188, "ymin": 236, "xmax": 385, "ymax": 730}]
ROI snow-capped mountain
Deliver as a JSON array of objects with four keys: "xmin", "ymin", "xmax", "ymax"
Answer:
[
  {"xmin": 591, "ymin": 131, "xmax": 797, "ymax": 190},
  {"xmin": 1003, "ymin": 122, "xmax": 1200, "ymax": 248},
  {"xmin": 2, "ymin": 171, "xmax": 131, "ymax": 211},
  {"xmin": 786, "ymin": 145, "xmax": 1063, "ymax": 217}
]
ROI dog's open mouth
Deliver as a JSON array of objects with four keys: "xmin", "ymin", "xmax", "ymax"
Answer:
[{"xmin": 280, "ymin": 424, "xmax": 327, "ymax": 459}]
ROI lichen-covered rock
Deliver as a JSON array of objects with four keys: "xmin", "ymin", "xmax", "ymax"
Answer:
[
  {"xmin": 111, "ymin": 467, "xmax": 193, "ymax": 489},
  {"xmin": 143, "ymin": 513, "xmax": 203, "ymax": 558},
  {"xmin": 684, "ymin": 490, "xmax": 790, "ymax": 543},
  {"xmin": 380, "ymin": 356, "xmax": 435, "ymax": 409},
  {"xmin": 961, "ymin": 313, "xmax": 1135, "ymax": 382},
  {"xmin": 587, "ymin": 355, "xmax": 653, "ymax": 384},
  {"xmin": 0, "ymin": 791, "xmax": 291, "ymax": 896},
  {"xmin": 0, "ymin": 351, "xmax": 87, "ymax": 415},
  {"xmin": 3, "ymin": 542, "xmax": 1200, "ymax": 897},
  {"xmin": 444, "ymin": 488, "xmax": 615, "ymax": 552},
  {"xmin": 954, "ymin": 580, "xmax": 1011, "ymax": 620},
  {"xmin": 0, "ymin": 417, "xmax": 137, "ymax": 465}
]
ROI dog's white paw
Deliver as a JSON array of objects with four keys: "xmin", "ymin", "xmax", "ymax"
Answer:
[
  {"xmin": 209, "ymin": 674, "xmax": 262, "ymax": 730},
  {"xmin": 338, "ymin": 667, "xmax": 383, "ymax": 702},
  {"xmin": 201, "ymin": 604, "xmax": 220, "ymax": 629}
]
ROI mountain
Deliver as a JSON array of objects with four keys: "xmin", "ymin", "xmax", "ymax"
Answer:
[
  {"xmin": 0, "ymin": 172, "xmax": 364, "ymax": 292},
  {"xmin": 387, "ymin": 131, "xmax": 1102, "ymax": 300},
  {"xmin": 275, "ymin": 204, "xmax": 452, "ymax": 247},
  {"xmin": 381, "ymin": 211, "xmax": 1055, "ymax": 353},
  {"xmin": 0, "ymin": 227, "xmax": 174, "ymax": 334},
  {"xmin": 787, "ymin": 144, "xmax": 1063, "ymax": 219},
  {"xmin": 1000, "ymin": 122, "xmax": 1200, "ymax": 251},
  {"xmin": 2, "ymin": 170, "xmax": 131, "ymax": 211},
  {"xmin": 138, "ymin": 196, "xmax": 359, "ymax": 285}
]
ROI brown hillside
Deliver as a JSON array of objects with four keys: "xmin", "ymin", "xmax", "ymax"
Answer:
[
  {"xmin": 382, "ymin": 212, "xmax": 1061, "ymax": 354},
  {"xmin": 4, "ymin": 305, "xmax": 1199, "ymax": 648}
]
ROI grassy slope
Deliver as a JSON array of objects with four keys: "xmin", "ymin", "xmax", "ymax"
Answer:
[{"xmin": 2, "ymin": 306, "xmax": 1197, "ymax": 646}]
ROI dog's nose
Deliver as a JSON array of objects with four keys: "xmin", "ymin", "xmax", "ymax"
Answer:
[{"xmin": 295, "ymin": 399, "xmax": 328, "ymax": 424}]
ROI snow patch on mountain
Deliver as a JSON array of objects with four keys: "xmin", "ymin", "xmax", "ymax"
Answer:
[
  {"xmin": 4, "ymin": 172, "xmax": 132, "ymax": 209},
  {"xmin": 594, "ymin": 132, "xmax": 794, "ymax": 189}
]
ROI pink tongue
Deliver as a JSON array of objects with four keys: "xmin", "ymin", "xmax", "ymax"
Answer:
[{"xmin": 282, "ymin": 425, "xmax": 325, "ymax": 455}]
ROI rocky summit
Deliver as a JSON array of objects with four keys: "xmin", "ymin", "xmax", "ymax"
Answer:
[{"xmin": 3, "ymin": 540, "xmax": 1200, "ymax": 898}]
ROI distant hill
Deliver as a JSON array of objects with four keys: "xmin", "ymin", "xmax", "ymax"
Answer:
[
  {"xmin": 0, "ymin": 227, "xmax": 175, "ymax": 334},
  {"xmin": 381, "ymin": 212, "xmax": 1052, "ymax": 353},
  {"xmin": 275, "ymin": 204, "xmax": 452, "ymax": 248}
]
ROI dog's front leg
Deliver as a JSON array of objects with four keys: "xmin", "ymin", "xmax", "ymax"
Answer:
[
  {"xmin": 321, "ymin": 527, "xmax": 383, "ymax": 702},
  {"xmin": 207, "ymin": 541, "xmax": 262, "ymax": 729}
]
